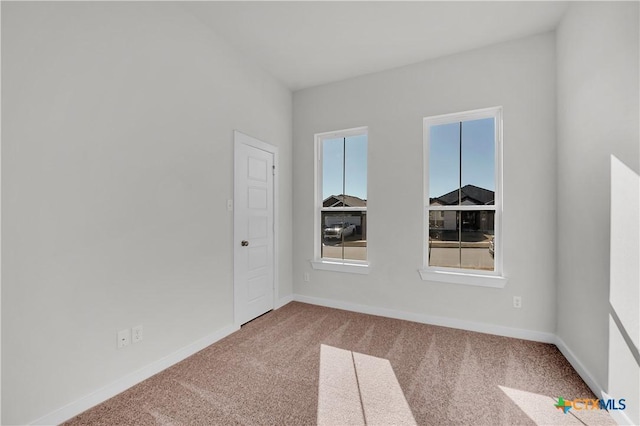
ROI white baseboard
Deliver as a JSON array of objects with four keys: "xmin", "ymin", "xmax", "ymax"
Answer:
[
  {"xmin": 293, "ymin": 294, "xmax": 556, "ymax": 344},
  {"xmin": 601, "ymin": 391, "xmax": 636, "ymax": 426},
  {"xmin": 28, "ymin": 298, "xmax": 613, "ymax": 426},
  {"xmin": 295, "ymin": 295, "xmax": 628, "ymax": 422},
  {"xmin": 30, "ymin": 324, "xmax": 239, "ymax": 426},
  {"xmin": 554, "ymin": 343, "xmax": 636, "ymax": 425},
  {"xmin": 275, "ymin": 293, "xmax": 294, "ymax": 309},
  {"xmin": 554, "ymin": 336, "xmax": 604, "ymax": 399}
]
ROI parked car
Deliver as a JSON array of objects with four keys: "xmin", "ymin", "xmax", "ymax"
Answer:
[
  {"xmin": 489, "ymin": 237, "xmax": 495, "ymax": 257},
  {"xmin": 323, "ymin": 222, "xmax": 356, "ymax": 240}
]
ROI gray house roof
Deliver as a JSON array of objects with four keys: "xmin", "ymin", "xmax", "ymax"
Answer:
[
  {"xmin": 430, "ymin": 185, "xmax": 494, "ymax": 206},
  {"xmin": 323, "ymin": 194, "xmax": 367, "ymax": 208}
]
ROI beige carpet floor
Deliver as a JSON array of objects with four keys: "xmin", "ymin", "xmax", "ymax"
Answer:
[{"xmin": 65, "ymin": 302, "xmax": 611, "ymax": 425}]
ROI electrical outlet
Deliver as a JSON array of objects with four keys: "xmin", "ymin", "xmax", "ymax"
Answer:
[
  {"xmin": 513, "ymin": 296, "xmax": 522, "ymax": 309},
  {"xmin": 304, "ymin": 272, "xmax": 310, "ymax": 282},
  {"xmin": 117, "ymin": 329, "xmax": 131, "ymax": 349},
  {"xmin": 132, "ymin": 325, "xmax": 143, "ymax": 344}
]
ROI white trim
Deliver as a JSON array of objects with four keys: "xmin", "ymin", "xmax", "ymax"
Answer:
[
  {"xmin": 272, "ymin": 141, "xmax": 281, "ymax": 310},
  {"xmin": 275, "ymin": 294, "xmax": 294, "ymax": 309},
  {"xmin": 321, "ymin": 206, "xmax": 367, "ymax": 212},
  {"xmin": 315, "ymin": 126, "xmax": 368, "ymax": 140},
  {"xmin": 601, "ymin": 391, "xmax": 636, "ymax": 426},
  {"xmin": 294, "ymin": 295, "xmax": 617, "ymax": 405},
  {"xmin": 556, "ymin": 338, "xmax": 636, "ymax": 425},
  {"xmin": 297, "ymin": 294, "xmax": 620, "ymax": 425},
  {"xmin": 314, "ymin": 127, "xmax": 369, "ymax": 264},
  {"xmin": 428, "ymin": 205, "xmax": 497, "ymax": 212},
  {"xmin": 30, "ymin": 324, "xmax": 239, "ymax": 426},
  {"xmin": 418, "ymin": 269, "xmax": 507, "ymax": 288},
  {"xmin": 233, "ymin": 130, "xmax": 279, "ymax": 328},
  {"xmin": 310, "ymin": 260, "xmax": 371, "ymax": 275},
  {"xmin": 0, "ymin": 3, "xmax": 3, "ymax": 419},
  {"xmin": 293, "ymin": 294, "xmax": 555, "ymax": 343},
  {"xmin": 28, "ymin": 297, "xmax": 611, "ymax": 426},
  {"xmin": 554, "ymin": 336, "xmax": 604, "ymax": 398},
  {"xmin": 423, "ymin": 106, "xmax": 503, "ymax": 278},
  {"xmin": 421, "ymin": 106, "xmax": 503, "ymax": 125}
]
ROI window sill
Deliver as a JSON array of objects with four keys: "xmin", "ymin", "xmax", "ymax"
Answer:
[
  {"xmin": 311, "ymin": 260, "xmax": 371, "ymax": 275},
  {"xmin": 418, "ymin": 269, "xmax": 507, "ymax": 288}
]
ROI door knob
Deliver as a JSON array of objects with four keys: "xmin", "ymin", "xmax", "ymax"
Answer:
[{"xmin": 241, "ymin": 240, "xmax": 249, "ymax": 246}]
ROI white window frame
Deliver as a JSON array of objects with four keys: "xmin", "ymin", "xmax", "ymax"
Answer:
[
  {"xmin": 311, "ymin": 126, "xmax": 370, "ymax": 274},
  {"xmin": 419, "ymin": 107, "xmax": 507, "ymax": 287}
]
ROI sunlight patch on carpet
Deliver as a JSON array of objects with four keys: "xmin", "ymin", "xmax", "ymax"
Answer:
[
  {"xmin": 499, "ymin": 386, "xmax": 616, "ymax": 425},
  {"xmin": 318, "ymin": 344, "xmax": 417, "ymax": 425}
]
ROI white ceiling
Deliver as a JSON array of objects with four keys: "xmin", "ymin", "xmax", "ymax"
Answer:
[{"xmin": 181, "ymin": 1, "xmax": 569, "ymax": 91}]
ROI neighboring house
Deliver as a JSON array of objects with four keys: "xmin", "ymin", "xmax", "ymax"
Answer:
[
  {"xmin": 323, "ymin": 194, "xmax": 367, "ymax": 208},
  {"xmin": 429, "ymin": 184, "xmax": 494, "ymax": 206},
  {"xmin": 429, "ymin": 185, "xmax": 494, "ymax": 233},
  {"xmin": 322, "ymin": 194, "xmax": 367, "ymax": 237}
]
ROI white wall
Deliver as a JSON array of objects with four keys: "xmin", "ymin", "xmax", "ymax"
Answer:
[
  {"xmin": 1, "ymin": 3, "xmax": 292, "ymax": 424},
  {"xmin": 293, "ymin": 33, "xmax": 557, "ymax": 333},
  {"xmin": 609, "ymin": 155, "xmax": 639, "ymax": 425},
  {"xmin": 556, "ymin": 0, "xmax": 639, "ymax": 395}
]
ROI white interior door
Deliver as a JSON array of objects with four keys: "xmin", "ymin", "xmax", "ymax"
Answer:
[{"xmin": 234, "ymin": 131, "xmax": 275, "ymax": 326}]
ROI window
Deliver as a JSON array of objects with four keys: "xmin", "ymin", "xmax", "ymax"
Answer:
[
  {"xmin": 312, "ymin": 127, "xmax": 369, "ymax": 273},
  {"xmin": 421, "ymin": 107, "xmax": 505, "ymax": 286}
]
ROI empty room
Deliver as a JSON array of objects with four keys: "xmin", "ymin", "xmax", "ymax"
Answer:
[{"xmin": 2, "ymin": 1, "xmax": 639, "ymax": 425}]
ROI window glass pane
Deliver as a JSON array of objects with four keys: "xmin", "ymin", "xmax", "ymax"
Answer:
[
  {"xmin": 429, "ymin": 123, "xmax": 460, "ymax": 205},
  {"xmin": 322, "ymin": 137, "xmax": 345, "ymax": 202},
  {"xmin": 428, "ymin": 211, "xmax": 460, "ymax": 268},
  {"xmin": 461, "ymin": 118, "xmax": 495, "ymax": 205},
  {"xmin": 428, "ymin": 210, "xmax": 444, "ymax": 230},
  {"xmin": 342, "ymin": 211, "xmax": 366, "ymax": 261},
  {"xmin": 344, "ymin": 134, "xmax": 368, "ymax": 202},
  {"xmin": 461, "ymin": 211, "xmax": 495, "ymax": 271},
  {"xmin": 321, "ymin": 211, "xmax": 367, "ymax": 261},
  {"xmin": 428, "ymin": 210, "xmax": 495, "ymax": 271},
  {"xmin": 425, "ymin": 109, "xmax": 500, "ymax": 274}
]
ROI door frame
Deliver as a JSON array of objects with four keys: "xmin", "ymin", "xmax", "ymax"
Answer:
[{"xmin": 233, "ymin": 130, "xmax": 279, "ymax": 328}]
